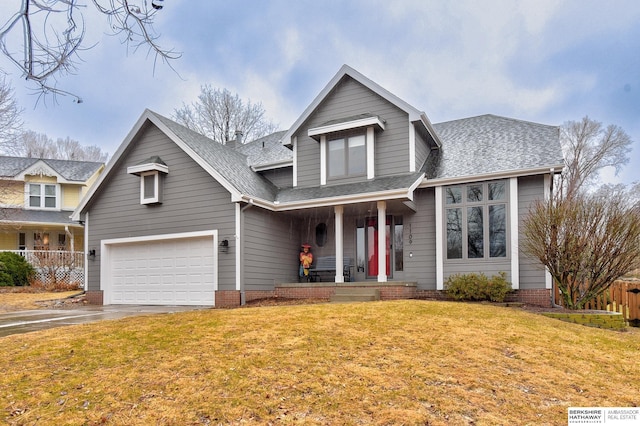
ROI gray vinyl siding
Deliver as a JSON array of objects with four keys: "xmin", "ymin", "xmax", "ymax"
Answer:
[
  {"xmin": 404, "ymin": 188, "xmax": 437, "ymax": 289},
  {"xmin": 414, "ymin": 127, "xmax": 432, "ymax": 170},
  {"xmin": 85, "ymin": 123, "xmax": 237, "ymax": 292},
  {"xmin": 517, "ymin": 175, "xmax": 547, "ymax": 289},
  {"xmin": 242, "ymin": 208, "xmax": 301, "ymax": 290},
  {"xmin": 295, "ymin": 76, "xmax": 411, "ymax": 188},
  {"xmin": 259, "ymin": 166, "xmax": 293, "ymax": 188}
]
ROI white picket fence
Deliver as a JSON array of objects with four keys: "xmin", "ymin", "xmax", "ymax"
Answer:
[{"xmin": 1, "ymin": 250, "xmax": 84, "ymax": 288}]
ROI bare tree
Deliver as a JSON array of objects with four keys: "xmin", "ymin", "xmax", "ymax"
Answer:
[
  {"xmin": 174, "ymin": 86, "xmax": 280, "ymax": 145},
  {"xmin": 522, "ymin": 192, "xmax": 640, "ymax": 309},
  {"xmin": 16, "ymin": 130, "xmax": 108, "ymax": 161},
  {"xmin": 0, "ymin": 76, "xmax": 23, "ymax": 154},
  {"xmin": 0, "ymin": 0, "xmax": 179, "ymax": 102},
  {"xmin": 523, "ymin": 117, "xmax": 638, "ymax": 309},
  {"xmin": 560, "ymin": 116, "xmax": 632, "ymax": 197}
]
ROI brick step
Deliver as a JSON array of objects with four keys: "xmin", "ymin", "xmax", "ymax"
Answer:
[{"xmin": 330, "ymin": 288, "xmax": 380, "ymax": 303}]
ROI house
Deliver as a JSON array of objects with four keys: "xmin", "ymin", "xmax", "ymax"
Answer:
[
  {"xmin": 72, "ymin": 65, "xmax": 564, "ymax": 307},
  {"xmin": 0, "ymin": 156, "xmax": 104, "ymax": 285}
]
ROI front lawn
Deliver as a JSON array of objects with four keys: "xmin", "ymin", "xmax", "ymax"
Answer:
[
  {"xmin": 1, "ymin": 300, "xmax": 638, "ymax": 425},
  {"xmin": 0, "ymin": 290, "xmax": 83, "ymax": 312}
]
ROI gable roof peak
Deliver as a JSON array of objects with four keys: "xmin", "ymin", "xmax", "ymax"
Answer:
[{"xmin": 280, "ymin": 65, "xmax": 441, "ymax": 148}]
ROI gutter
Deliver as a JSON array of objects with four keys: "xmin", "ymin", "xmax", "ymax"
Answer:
[{"xmin": 420, "ymin": 164, "xmax": 565, "ymax": 188}]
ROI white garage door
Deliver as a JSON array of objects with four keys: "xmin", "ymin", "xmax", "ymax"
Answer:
[{"xmin": 105, "ymin": 234, "xmax": 216, "ymax": 306}]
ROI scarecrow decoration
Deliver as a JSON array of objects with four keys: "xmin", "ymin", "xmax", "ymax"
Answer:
[{"xmin": 299, "ymin": 243, "xmax": 314, "ymax": 281}]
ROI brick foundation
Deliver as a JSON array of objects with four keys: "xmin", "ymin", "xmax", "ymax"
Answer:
[
  {"xmin": 85, "ymin": 290, "xmax": 103, "ymax": 305},
  {"xmin": 215, "ymin": 290, "xmax": 241, "ymax": 308},
  {"xmin": 84, "ymin": 285, "xmax": 553, "ymax": 308},
  {"xmin": 505, "ymin": 289, "xmax": 552, "ymax": 307},
  {"xmin": 414, "ymin": 288, "xmax": 552, "ymax": 307}
]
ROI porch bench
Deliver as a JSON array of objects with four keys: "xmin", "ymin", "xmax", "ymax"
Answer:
[{"xmin": 309, "ymin": 256, "xmax": 353, "ymax": 282}]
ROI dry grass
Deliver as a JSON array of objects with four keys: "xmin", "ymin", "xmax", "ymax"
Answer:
[
  {"xmin": 1, "ymin": 300, "xmax": 638, "ymax": 425},
  {"xmin": 0, "ymin": 290, "xmax": 83, "ymax": 312}
]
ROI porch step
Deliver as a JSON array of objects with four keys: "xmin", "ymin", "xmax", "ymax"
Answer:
[{"xmin": 330, "ymin": 287, "xmax": 380, "ymax": 303}]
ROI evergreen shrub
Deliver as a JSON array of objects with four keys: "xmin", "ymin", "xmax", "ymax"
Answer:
[
  {"xmin": 445, "ymin": 272, "xmax": 512, "ymax": 302},
  {"xmin": 0, "ymin": 252, "xmax": 35, "ymax": 286}
]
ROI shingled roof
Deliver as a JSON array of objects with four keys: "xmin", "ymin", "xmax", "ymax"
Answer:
[
  {"xmin": 235, "ymin": 130, "xmax": 290, "ymax": 169},
  {"xmin": 0, "ymin": 156, "xmax": 103, "ymax": 181},
  {"xmin": 148, "ymin": 111, "xmax": 280, "ymax": 202},
  {"xmin": 431, "ymin": 114, "xmax": 563, "ymax": 180}
]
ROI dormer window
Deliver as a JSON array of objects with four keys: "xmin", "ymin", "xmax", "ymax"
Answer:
[
  {"xmin": 328, "ymin": 133, "xmax": 366, "ymax": 178},
  {"xmin": 27, "ymin": 183, "xmax": 58, "ymax": 209},
  {"xmin": 309, "ymin": 114, "xmax": 385, "ymax": 184},
  {"xmin": 127, "ymin": 156, "xmax": 169, "ymax": 205}
]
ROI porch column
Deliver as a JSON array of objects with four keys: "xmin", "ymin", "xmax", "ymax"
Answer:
[
  {"xmin": 334, "ymin": 205, "xmax": 344, "ymax": 283},
  {"xmin": 377, "ymin": 200, "xmax": 387, "ymax": 282}
]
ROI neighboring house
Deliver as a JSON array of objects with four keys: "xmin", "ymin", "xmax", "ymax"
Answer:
[
  {"xmin": 0, "ymin": 156, "xmax": 104, "ymax": 285},
  {"xmin": 72, "ymin": 65, "xmax": 564, "ymax": 307}
]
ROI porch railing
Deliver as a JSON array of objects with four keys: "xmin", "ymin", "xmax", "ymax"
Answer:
[{"xmin": 0, "ymin": 250, "xmax": 85, "ymax": 288}]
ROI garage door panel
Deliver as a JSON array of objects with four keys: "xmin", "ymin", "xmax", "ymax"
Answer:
[{"xmin": 107, "ymin": 235, "xmax": 216, "ymax": 306}]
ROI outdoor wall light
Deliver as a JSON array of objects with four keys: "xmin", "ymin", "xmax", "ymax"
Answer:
[
  {"xmin": 219, "ymin": 239, "xmax": 229, "ymax": 254},
  {"xmin": 88, "ymin": 249, "xmax": 96, "ymax": 260}
]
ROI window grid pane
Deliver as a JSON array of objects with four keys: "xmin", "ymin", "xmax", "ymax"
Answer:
[
  {"xmin": 489, "ymin": 182, "xmax": 506, "ymax": 200},
  {"xmin": 347, "ymin": 135, "xmax": 366, "ymax": 175},
  {"xmin": 328, "ymin": 138, "xmax": 345, "ymax": 177},
  {"xmin": 467, "ymin": 206, "xmax": 484, "ymax": 258},
  {"xmin": 489, "ymin": 204, "xmax": 507, "ymax": 257},
  {"xmin": 467, "ymin": 184, "xmax": 483, "ymax": 202},
  {"xmin": 446, "ymin": 187, "xmax": 462, "ymax": 204},
  {"xmin": 143, "ymin": 174, "xmax": 156, "ymax": 199},
  {"xmin": 44, "ymin": 197, "xmax": 56, "ymax": 208},
  {"xmin": 446, "ymin": 208, "xmax": 462, "ymax": 259}
]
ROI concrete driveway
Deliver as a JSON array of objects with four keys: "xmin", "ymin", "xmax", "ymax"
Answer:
[{"xmin": 0, "ymin": 305, "xmax": 207, "ymax": 337}]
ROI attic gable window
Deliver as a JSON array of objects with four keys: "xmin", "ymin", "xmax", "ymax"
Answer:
[
  {"xmin": 311, "ymin": 114, "xmax": 384, "ymax": 184},
  {"xmin": 27, "ymin": 183, "xmax": 59, "ymax": 210},
  {"xmin": 127, "ymin": 157, "xmax": 168, "ymax": 205}
]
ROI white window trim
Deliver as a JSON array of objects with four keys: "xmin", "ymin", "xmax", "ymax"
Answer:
[
  {"xmin": 140, "ymin": 171, "xmax": 161, "ymax": 204},
  {"xmin": 25, "ymin": 182, "xmax": 60, "ymax": 211},
  {"xmin": 320, "ymin": 128, "xmax": 375, "ymax": 185},
  {"xmin": 308, "ymin": 115, "xmax": 385, "ymax": 138},
  {"xmin": 366, "ymin": 127, "xmax": 375, "ymax": 179},
  {"xmin": 509, "ymin": 177, "xmax": 519, "ymax": 290},
  {"xmin": 128, "ymin": 161, "xmax": 168, "ymax": 205},
  {"xmin": 320, "ymin": 135, "xmax": 327, "ymax": 185}
]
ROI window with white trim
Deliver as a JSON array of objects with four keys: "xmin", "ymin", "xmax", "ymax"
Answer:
[
  {"xmin": 127, "ymin": 158, "xmax": 168, "ymax": 205},
  {"xmin": 328, "ymin": 133, "xmax": 366, "ymax": 178},
  {"xmin": 445, "ymin": 181, "xmax": 507, "ymax": 260},
  {"xmin": 309, "ymin": 114, "xmax": 384, "ymax": 184},
  {"xmin": 140, "ymin": 171, "xmax": 162, "ymax": 204},
  {"xmin": 27, "ymin": 183, "xmax": 58, "ymax": 209}
]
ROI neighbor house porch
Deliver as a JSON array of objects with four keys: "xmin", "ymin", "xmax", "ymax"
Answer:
[{"xmin": 0, "ymin": 249, "xmax": 85, "ymax": 288}]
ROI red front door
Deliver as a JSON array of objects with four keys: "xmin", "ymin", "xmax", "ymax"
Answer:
[{"xmin": 366, "ymin": 216, "xmax": 391, "ymax": 277}]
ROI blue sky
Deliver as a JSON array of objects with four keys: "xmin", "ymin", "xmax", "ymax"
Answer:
[{"xmin": 2, "ymin": 0, "xmax": 640, "ymax": 185}]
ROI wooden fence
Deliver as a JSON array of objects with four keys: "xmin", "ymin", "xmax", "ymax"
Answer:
[{"xmin": 555, "ymin": 280, "xmax": 640, "ymax": 323}]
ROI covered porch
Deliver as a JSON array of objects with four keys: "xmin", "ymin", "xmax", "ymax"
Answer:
[{"xmin": 287, "ymin": 198, "xmax": 418, "ymax": 285}]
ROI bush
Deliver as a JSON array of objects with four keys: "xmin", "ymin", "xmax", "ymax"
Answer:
[
  {"xmin": 0, "ymin": 252, "xmax": 35, "ymax": 286},
  {"xmin": 445, "ymin": 272, "xmax": 512, "ymax": 303}
]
